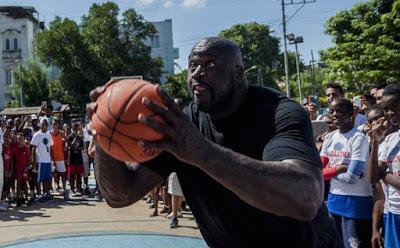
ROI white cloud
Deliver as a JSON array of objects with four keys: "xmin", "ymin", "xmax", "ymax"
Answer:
[
  {"xmin": 163, "ymin": 0, "xmax": 174, "ymax": 7},
  {"xmin": 137, "ymin": 0, "xmax": 156, "ymax": 5},
  {"xmin": 181, "ymin": 0, "xmax": 206, "ymax": 8}
]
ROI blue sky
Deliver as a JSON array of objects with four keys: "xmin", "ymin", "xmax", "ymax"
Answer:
[{"xmin": 5, "ymin": 0, "xmax": 367, "ymax": 72}]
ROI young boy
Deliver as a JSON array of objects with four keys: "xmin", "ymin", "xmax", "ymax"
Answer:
[{"xmin": 14, "ymin": 133, "xmax": 30, "ymax": 206}]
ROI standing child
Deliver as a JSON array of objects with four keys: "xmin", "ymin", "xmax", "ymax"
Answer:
[
  {"xmin": 1, "ymin": 132, "xmax": 13, "ymax": 210},
  {"xmin": 14, "ymin": 133, "xmax": 30, "ymax": 206}
]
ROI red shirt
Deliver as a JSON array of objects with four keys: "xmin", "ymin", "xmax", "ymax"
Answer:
[
  {"xmin": 3, "ymin": 145, "xmax": 13, "ymax": 175},
  {"xmin": 14, "ymin": 145, "xmax": 30, "ymax": 173}
]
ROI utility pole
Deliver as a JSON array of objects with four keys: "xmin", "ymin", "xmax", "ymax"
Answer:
[
  {"xmin": 281, "ymin": 0, "xmax": 290, "ymax": 97},
  {"xmin": 281, "ymin": 0, "xmax": 316, "ymax": 98},
  {"xmin": 310, "ymin": 50, "xmax": 317, "ymax": 96}
]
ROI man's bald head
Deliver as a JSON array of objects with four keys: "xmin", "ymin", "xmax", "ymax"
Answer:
[{"xmin": 189, "ymin": 37, "xmax": 244, "ymax": 67}]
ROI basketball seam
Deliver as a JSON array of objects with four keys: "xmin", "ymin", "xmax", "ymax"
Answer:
[
  {"xmin": 107, "ymin": 82, "xmax": 147, "ymax": 152},
  {"xmin": 94, "ymin": 112, "xmax": 159, "ymax": 142},
  {"xmin": 96, "ymin": 132, "xmax": 140, "ymax": 162}
]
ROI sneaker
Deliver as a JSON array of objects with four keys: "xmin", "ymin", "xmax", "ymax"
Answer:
[
  {"xmin": 63, "ymin": 190, "xmax": 70, "ymax": 200},
  {"xmin": 166, "ymin": 212, "xmax": 174, "ymax": 219},
  {"xmin": 0, "ymin": 201, "xmax": 8, "ymax": 211},
  {"xmin": 170, "ymin": 217, "xmax": 178, "ymax": 228}
]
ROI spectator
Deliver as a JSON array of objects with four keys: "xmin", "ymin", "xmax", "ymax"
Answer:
[
  {"xmin": 14, "ymin": 133, "xmax": 30, "ymax": 206},
  {"xmin": 31, "ymin": 118, "xmax": 54, "ymax": 201},
  {"xmin": 0, "ymin": 124, "xmax": 5, "ymax": 211},
  {"xmin": 167, "ymin": 172, "xmax": 184, "ymax": 228},
  {"xmin": 1, "ymin": 132, "xmax": 13, "ymax": 211},
  {"xmin": 367, "ymin": 84, "xmax": 400, "ymax": 248},
  {"xmin": 320, "ymin": 98, "xmax": 372, "ymax": 248},
  {"xmin": 50, "ymin": 119, "xmax": 67, "ymax": 195},
  {"xmin": 67, "ymin": 123, "xmax": 84, "ymax": 195},
  {"xmin": 321, "ymin": 83, "xmax": 367, "ymax": 126}
]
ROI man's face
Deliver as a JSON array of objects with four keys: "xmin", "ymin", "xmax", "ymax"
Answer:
[
  {"xmin": 14, "ymin": 118, "xmax": 21, "ymax": 127},
  {"xmin": 40, "ymin": 120, "xmax": 48, "ymax": 132},
  {"xmin": 370, "ymin": 88, "xmax": 377, "ymax": 97},
  {"xmin": 52, "ymin": 122, "xmax": 59, "ymax": 132},
  {"xmin": 381, "ymin": 95, "xmax": 400, "ymax": 125},
  {"xmin": 325, "ymin": 87, "xmax": 342, "ymax": 104},
  {"xmin": 187, "ymin": 52, "xmax": 235, "ymax": 113},
  {"xmin": 46, "ymin": 107, "xmax": 52, "ymax": 117},
  {"xmin": 375, "ymin": 89, "xmax": 384, "ymax": 104},
  {"xmin": 329, "ymin": 101, "xmax": 352, "ymax": 128},
  {"xmin": 17, "ymin": 135, "xmax": 24, "ymax": 146}
]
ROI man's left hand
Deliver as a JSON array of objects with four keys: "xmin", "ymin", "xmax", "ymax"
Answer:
[{"xmin": 138, "ymin": 85, "xmax": 208, "ymax": 165}]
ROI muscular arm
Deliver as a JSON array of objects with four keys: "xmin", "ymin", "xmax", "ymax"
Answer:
[
  {"xmin": 368, "ymin": 139, "xmax": 387, "ymax": 184},
  {"xmin": 190, "ymin": 139, "xmax": 323, "ymax": 221},
  {"xmin": 95, "ymin": 146, "xmax": 164, "ymax": 208}
]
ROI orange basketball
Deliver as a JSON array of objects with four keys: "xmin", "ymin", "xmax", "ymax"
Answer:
[{"xmin": 91, "ymin": 79, "xmax": 165, "ymax": 163}]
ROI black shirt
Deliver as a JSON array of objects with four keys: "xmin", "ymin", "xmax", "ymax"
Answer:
[
  {"xmin": 146, "ymin": 86, "xmax": 338, "ymax": 248},
  {"xmin": 67, "ymin": 134, "xmax": 83, "ymax": 165}
]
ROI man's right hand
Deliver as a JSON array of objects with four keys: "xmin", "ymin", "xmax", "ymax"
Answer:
[
  {"xmin": 368, "ymin": 117, "xmax": 388, "ymax": 142},
  {"xmin": 371, "ymin": 230, "xmax": 383, "ymax": 248},
  {"xmin": 86, "ymin": 79, "xmax": 117, "ymax": 122}
]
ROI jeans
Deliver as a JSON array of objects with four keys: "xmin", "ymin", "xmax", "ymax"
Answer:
[{"xmin": 329, "ymin": 212, "xmax": 372, "ymax": 248}]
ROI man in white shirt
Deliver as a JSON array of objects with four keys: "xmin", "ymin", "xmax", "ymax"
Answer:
[{"xmin": 31, "ymin": 118, "xmax": 54, "ymax": 201}]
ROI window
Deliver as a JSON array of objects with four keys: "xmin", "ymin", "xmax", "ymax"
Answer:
[
  {"xmin": 151, "ymin": 35, "xmax": 160, "ymax": 48},
  {"xmin": 5, "ymin": 39, "xmax": 10, "ymax": 50},
  {"xmin": 6, "ymin": 70, "xmax": 12, "ymax": 85},
  {"xmin": 13, "ymin": 38, "xmax": 18, "ymax": 49}
]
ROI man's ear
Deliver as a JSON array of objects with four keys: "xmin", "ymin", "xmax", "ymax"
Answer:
[{"xmin": 234, "ymin": 65, "xmax": 244, "ymax": 84}]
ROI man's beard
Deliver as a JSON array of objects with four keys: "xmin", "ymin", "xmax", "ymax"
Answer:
[{"xmin": 197, "ymin": 80, "xmax": 236, "ymax": 116}]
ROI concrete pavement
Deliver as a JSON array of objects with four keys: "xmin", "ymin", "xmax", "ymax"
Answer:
[{"xmin": 0, "ymin": 194, "xmax": 202, "ymax": 246}]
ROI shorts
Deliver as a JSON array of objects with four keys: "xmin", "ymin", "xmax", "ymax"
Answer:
[
  {"xmin": 68, "ymin": 164, "xmax": 84, "ymax": 176},
  {"xmin": 37, "ymin": 163, "xmax": 52, "ymax": 183},
  {"xmin": 16, "ymin": 168, "xmax": 28, "ymax": 182},
  {"xmin": 55, "ymin": 161, "xmax": 66, "ymax": 173},
  {"xmin": 385, "ymin": 212, "xmax": 400, "ymax": 248},
  {"xmin": 168, "ymin": 172, "xmax": 183, "ymax": 196}
]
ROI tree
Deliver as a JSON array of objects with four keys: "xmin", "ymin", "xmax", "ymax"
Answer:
[
  {"xmin": 12, "ymin": 60, "xmax": 49, "ymax": 107},
  {"xmin": 321, "ymin": 0, "xmax": 400, "ymax": 93},
  {"xmin": 36, "ymin": 1, "xmax": 163, "ymax": 111},
  {"xmin": 218, "ymin": 22, "xmax": 281, "ymax": 88},
  {"xmin": 163, "ymin": 69, "xmax": 191, "ymax": 106}
]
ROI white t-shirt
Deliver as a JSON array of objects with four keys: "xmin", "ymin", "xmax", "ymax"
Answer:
[
  {"xmin": 320, "ymin": 127, "xmax": 372, "ymax": 197},
  {"xmin": 31, "ymin": 131, "xmax": 54, "ymax": 163},
  {"xmin": 378, "ymin": 130, "xmax": 400, "ymax": 214}
]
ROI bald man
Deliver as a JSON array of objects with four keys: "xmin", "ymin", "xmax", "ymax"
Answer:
[{"xmin": 88, "ymin": 37, "xmax": 338, "ymax": 247}]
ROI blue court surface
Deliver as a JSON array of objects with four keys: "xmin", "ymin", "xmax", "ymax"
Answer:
[{"xmin": 0, "ymin": 233, "xmax": 208, "ymax": 248}]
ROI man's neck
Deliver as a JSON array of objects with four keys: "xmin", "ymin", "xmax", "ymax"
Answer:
[
  {"xmin": 338, "ymin": 124, "xmax": 353, "ymax": 134},
  {"xmin": 210, "ymin": 83, "xmax": 248, "ymax": 120}
]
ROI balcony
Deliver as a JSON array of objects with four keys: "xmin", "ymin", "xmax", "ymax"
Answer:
[{"xmin": 3, "ymin": 49, "xmax": 21, "ymax": 61}]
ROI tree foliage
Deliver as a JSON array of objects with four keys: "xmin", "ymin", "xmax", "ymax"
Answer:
[
  {"xmin": 218, "ymin": 22, "xmax": 281, "ymax": 88},
  {"xmin": 321, "ymin": 0, "xmax": 400, "ymax": 93},
  {"xmin": 163, "ymin": 69, "xmax": 191, "ymax": 106},
  {"xmin": 36, "ymin": 1, "xmax": 162, "ymax": 110},
  {"xmin": 12, "ymin": 60, "xmax": 49, "ymax": 107}
]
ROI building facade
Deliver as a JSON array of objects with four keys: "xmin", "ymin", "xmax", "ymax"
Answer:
[
  {"xmin": 147, "ymin": 19, "xmax": 179, "ymax": 82},
  {"xmin": 0, "ymin": 6, "xmax": 43, "ymax": 110}
]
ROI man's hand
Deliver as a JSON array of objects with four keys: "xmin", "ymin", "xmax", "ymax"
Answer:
[
  {"xmin": 138, "ymin": 85, "xmax": 208, "ymax": 165},
  {"xmin": 368, "ymin": 117, "xmax": 388, "ymax": 142},
  {"xmin": 335, "ymin": 164, "xmax": 348, "ymax": 174},
  {"xmin": 86, "ymin": 79, "xmax": 117, "ymax": 125},
  {"xmin": 371, "ymin": 230, "xmax": 383, "ymax": 248}
]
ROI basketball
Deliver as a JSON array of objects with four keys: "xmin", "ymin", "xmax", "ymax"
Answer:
[{"xmin": 91, "ymin": 79, "xmax": 165, "ymax": 163}]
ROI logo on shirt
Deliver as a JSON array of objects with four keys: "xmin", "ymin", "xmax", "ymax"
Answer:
[{"xmin": 334, "ymin": 143, "xmax": 343, "ymax": 151}]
